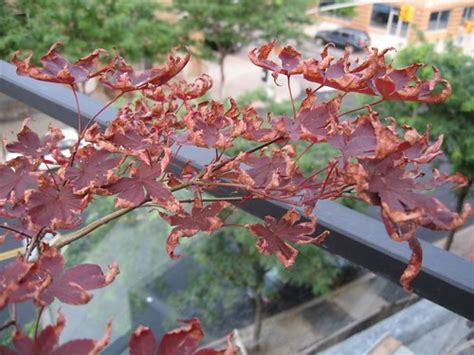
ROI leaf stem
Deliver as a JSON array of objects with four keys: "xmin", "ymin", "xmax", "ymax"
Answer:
[
  {"xmin": 0, "ymin": 225, "xmax": 33, "ymax": 239},
  {"xmin": 337, "ymin": 97, "xmax": 385, "ymax": 118},
  {"xmin": 34, "ymin": 306, "xmax": 44, "ymax": 340},
  {"xmin": 0, "ymin": 319, "xmax": 16, "ymax": 333},
  {"xmin": 211, "ymin": 136, "xmax": 285, "ymax": 173},
  {"xmin": 177, "ymin": 196, "xmax": 252, "ymax": 203},
  {"xmin": 311, "ymin": 84, "xmax": 324, "ymax": 95},
  {"xmin": 69, "ymin": 92, "xmax": 124, "ymax": 168},
  {"xmin": 71, "ymin": 85, "xmax": 82, "ymax": 135},
  {"xmin": 287, "ymin": 76, "xmax": 297, "ymax": 119}
]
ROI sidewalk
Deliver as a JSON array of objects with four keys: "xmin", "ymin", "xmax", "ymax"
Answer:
[{"xmin": 205, "ymin": 273, "xmax": 406, "ymax": 354}]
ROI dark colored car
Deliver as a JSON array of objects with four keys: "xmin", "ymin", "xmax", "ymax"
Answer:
[{"xmin": 315, "ymin": 27, "xmax": 370, "ymax": 52}]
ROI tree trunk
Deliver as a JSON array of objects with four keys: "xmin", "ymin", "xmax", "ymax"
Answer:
[
  {"xmin": 253, "ymin": 294, "xmax": 263, "ymax": 351},
  {"xmin": 218, "ymin": 53, "xmax": 226, "ymax": 99},
  {"xmin": 444, "ymin": 180, "xmax": 472, "ymax": 251}
]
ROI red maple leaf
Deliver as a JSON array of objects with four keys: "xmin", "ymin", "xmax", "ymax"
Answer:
[
  {"xmin": 0, "ymin": 257, "xmax": 35, "ymax": 310},
  {"xmin": 246, "ymin": 208, "xmax": 329, "ymax": 268},
  {"xmin": 160, "ymin": 201, "xmax": 229, "ymax": 259},
  {"xmin": 0, "ymin": 310, "xmax": 111, "ymax": 355},
  {"xmin": 26, "ymin": 185, "xmax": 87, "ymax": 229},
  {"xmin": 12, "ymin": 42, "xmax": 110, "ymax": 85},
  {"xmin": 249, "ymin": 40, "xmax": 304, "ymax": 82},
  {"xmin": 65, "ymin": 149, "xmax": 122, "ymax": 193},
  {"xmin": 129, "ymin": 319, "xmax": 238, "ymax": 355},
  {"xmin": 275, "ymin": 96, "xmax": 340, "ymax": 142},
  {"xmin": 100, "ymin": 48, "xmax": 190, "ymax": 92},
  {"xmin": 0, "ymin": 157, "xmax": 38, "ymax": 202},
  {"xmin": 240, "ymin": 107, "xmax": 278, "ymax": 142},
  {"xmin": 5, "ymin": 120, "xmax": 64, "ymax": 161},
  {"xmin": 239, "ymin": 150, "xmax": 296, "ymax": 189},
  {"xmin": 181, "ymin": 101, "xmax": 236, "ymax": 149},
  {"xmin": 8, "ymin": 244, "xmax": 119, "ymax": 307},
  {"xmin": 168, "ymin": 73, "xmax": 213, "ymax": 101},
  {"xmin": 108, "ymin": 162, "xmax": 180, "ymax": 211}
]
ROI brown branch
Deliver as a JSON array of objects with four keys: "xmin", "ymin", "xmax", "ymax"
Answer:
[
  {"xmin": 50, "ymin": 204, "xmax": 141, "ymax": 249},
  {"xmin": 50, "ymin": 180, "xmax": 194, "ymax": 249}
]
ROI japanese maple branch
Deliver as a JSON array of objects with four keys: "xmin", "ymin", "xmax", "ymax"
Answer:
[
  {"xmin": 50, "ymin": 181, "xmax": 193, "ymax": 249},
  {"xmin": 51, "ymin": 128, "xmax": 289, "ymax": 250},
  {"xmin": 50, "ymin": 204, "xmax": 142, "ymax": 249}
]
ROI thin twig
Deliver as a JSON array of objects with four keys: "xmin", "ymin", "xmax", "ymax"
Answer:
[
  {"xmin": 43, "ymin": 161, "xmax": 60, "ymax": 190},
  {"xmin": 82, "ymin": 92, "xmax": 124, "ymax": 135},
  {"xmin": 0, "ymin": 225, "xmax": 33, "ymax": 239},
  {"xmin": 25, "ymin": 228, "xmax": 44, "ymax": 261},
  {"xmin": 34, "ymin": 306, "xmax": 44, "ymax": 340},
  {"xmin": 0, "ymin": 320, "xmax": 16, "ymax": 333},
  {"xmin": 177, "ymin": 196, "xmax": 252, "ymax": 204},
  {"xmin": 71, "ymin": 85, "xmax": 82, "ymax": 135},
  {"xmin": 211, "ymin": 136, "xmax": 285, "ymax": 173},
  {"xmin": 69, "ymin": 92, "xmax": 124, "ymax": 168},
  {"xmin": 295, "ymin": 142, "xmax": 314, "ymax": 163},
  {"xmin": 337, "ymin": 97, "xmax": 385, "ymax": 118},
  {"xmin": 287, "ymin": 76, "xmax": 297, "ymax": 120},
  {"xmin": 311, "ymin": 84, "xmax": 324, "ymax": 95}
]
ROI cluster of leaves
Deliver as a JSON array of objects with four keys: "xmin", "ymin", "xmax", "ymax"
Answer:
[
  {"xmin": 0, "ymin": 40, "xmax": 470, "ymax": 352},
  {"xmin": 368, "ymin": 40, "xmax": 474, "ymax": 181}
]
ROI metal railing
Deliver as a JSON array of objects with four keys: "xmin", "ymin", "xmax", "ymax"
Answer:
[{"xmin": 1, "ymin": 60, "xmax": 473, "ymax": 321}]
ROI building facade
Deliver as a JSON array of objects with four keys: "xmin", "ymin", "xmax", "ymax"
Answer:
[{"xmin": 316, "ymin": 1, "xmax": 474, "ymax": 42}]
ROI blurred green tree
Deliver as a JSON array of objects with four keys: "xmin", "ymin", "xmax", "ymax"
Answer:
[
  {"xmin": 371, "ymin": 41, "xmax": 474, "ymax": 250},
  {"xmin": 0, "ymin": 0, "xmax": 178, "ymax": 65},
  {"xmin": 172, "ymin": 0, "xmax": 311, "ymax": 96}
]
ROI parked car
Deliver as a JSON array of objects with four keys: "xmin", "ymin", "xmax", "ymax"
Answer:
[{"xmin": 314, "ymin": 27, "xmax": 370, "ymax": 52}]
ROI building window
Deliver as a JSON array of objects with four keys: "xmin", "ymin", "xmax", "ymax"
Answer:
[
  {"xmin": 370, "ymin": 4, "xmax": 391, "ymax": 28},
  {"xmin": 319, "ymin": 0, "xmax": 356, "ymax": 19},
  {"xmin": 428, "ymin": 10, "xmax": 450, "ymax": 31},
  {"xmin": 461, "ymin": 7, "xmax": 474, "ymax": 24}
]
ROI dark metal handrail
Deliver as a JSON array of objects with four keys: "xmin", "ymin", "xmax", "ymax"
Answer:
[{"xmin": 1, "ymin": 60, "xmax": 473, "ymax": 320}]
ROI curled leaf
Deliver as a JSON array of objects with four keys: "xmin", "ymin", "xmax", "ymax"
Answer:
[{"xmin": 12, "ymin": 42, "xmax": 110, "ymax": 84}]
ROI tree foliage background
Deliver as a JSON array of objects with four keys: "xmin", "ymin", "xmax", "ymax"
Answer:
[{"xmin": 0, "ymin": 0, "xmax": 178, "ymax": 62}]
